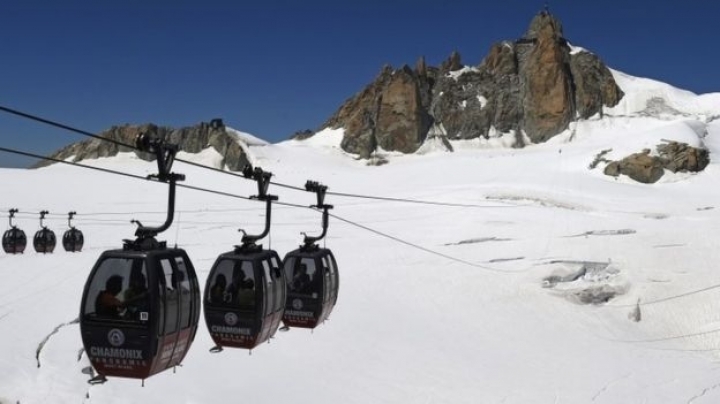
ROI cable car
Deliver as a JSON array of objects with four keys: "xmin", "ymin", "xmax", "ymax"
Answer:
[
  {"xmin": 33, "ymin": 210, "xmax": 56, "ymax": 254},
  {"xmin": 203, "ymin": 166, "xmax": 286, "ymax": 352},
  {"xmin": 282, "ymin": 181, "xmax": 339, "ymax": 329},
  {"xmin": 79, "ymin": 134, "xmax": 200, "ymax": 384},
  {"xmin": 63, "ymin": 211, "xmax": 84, "ymax": 252},
  {"xmin": 2, "ymin": 209, "xmax": 26, "ymax": 254}
]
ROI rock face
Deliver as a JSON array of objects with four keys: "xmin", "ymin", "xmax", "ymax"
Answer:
[
  {"xmin": 521, "ymin": 11, "xmax": 574, "ymax": 143},
  {"xmin": 657, "ymin": 141, "xmax": 710, "ymax": 173},
  {"xmin": 318, "ymin": 9, "xmax": 624, "ymax": 157},
  {"xmin": 603, "ymin": 142, "xmax": 710, "ymax": 183},
  {"xmin": 332, "ymin": 65, "xmax": 433, "ymax": 158},
  {"xmin": 35, "ymin": 119, "xmax": 250, "ymax": 171},
  {"xmin": 570, "ymin": 51, "xmax": 623, "ymax": 119}
]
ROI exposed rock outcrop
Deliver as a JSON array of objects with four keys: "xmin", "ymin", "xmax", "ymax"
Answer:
[
  {"xmin": 35, "ymin": 119, "xmax": 250, "ymax": 171},
  {"xmin": 332, "ymin": 65, "xmax": 433, "ymax": 158},
  {"xmin": 521, "ymin": 11, "xmax": 575, "ymax": 142},
  {"xmin": 657, "ymin": 141, "xmax": 710, "ymax": 173},
  {"xmin": 604, "ymin": 149, "xmax": 665, "ymax": 184},
  {"xmin": 318, "ymin": 9, "xmax": 624, "ymax": 157},
  {"xmin": 603, "ymin": 141, "xmax": 709, "ymax": 183},
  {"xmin": 290, "ymin": 129, "xmax": 314, "ymax": 140},
  {"xmin": 569, "ymin": 51, "xmax": 624, "ymax": 119}
]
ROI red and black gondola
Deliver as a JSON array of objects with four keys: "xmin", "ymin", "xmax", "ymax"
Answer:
[
  {"xmin": 62, "ymin": 211, "xmax": 84, "ymax": 252},
  {"xmin": 203, "ymin": 166, "xmax": 286, "ymax": 352},
  {"xmin": 282, "ymin": 181, "xmax": 339, "ymax": 329},
  {"xmin": 33, "ymin": 210, "xmax": 56, "ymax": 254},
  {"xmin": 2, "ymin": 209, "xmax": 26, "ymax": 254},
  {"xmin": 79, "ymin": 134, "xmax": 200, "ymax": 383}
]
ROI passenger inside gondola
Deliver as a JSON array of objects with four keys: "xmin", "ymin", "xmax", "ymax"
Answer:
[
  {"xmin": 95, "ymin": 275, "xmax": 126, "ymax": 319},
  {"xmin": 123, "ymin": 265, "xmax": 149, "ymax": 320},
  {"xmin": 291, "ymin": 264, "xmax": 311, "ymax": 293},
  {"xmin": 209, "ymin": 274, "xmax": 228, "ymax": 304},
  {"xmin": 229, "ymin": 264, "xmax": 255, "ymax": 308}
]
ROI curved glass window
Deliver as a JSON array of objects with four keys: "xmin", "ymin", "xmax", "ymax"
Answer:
[
  {"xmin": 83, "ymin": 257, "xmax": 149, "ymax": 323},
  {"xmin": 207, "ymin": 259, "xmax": 256, "ymax": 310}
]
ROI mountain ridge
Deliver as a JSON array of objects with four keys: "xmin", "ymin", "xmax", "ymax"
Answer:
[
  {"xmin": 320, "ymin": 9, "xmax": 623, "ymax": 157},
  {"xmin": 35, "ymin": 10, "xmax": 720, "ymax": 184}
]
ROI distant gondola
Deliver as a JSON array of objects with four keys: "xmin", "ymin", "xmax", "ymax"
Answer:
[
  {"xmin": 203, "ymin": 166, "xmax": 286, "ymax": 352},
  {"xmin": 33, "ymin": 210, "xmax": 56, "ymax": 254},
  {"xmin": 79, "ymin": 134, "xmax": 200, "ymax": 383},
  {"xmin": 2, "ymin": 209, "xmax": 26, "ymax": 254},
  {"xmin": 62, "ymin": 211, "xmax": 84, "ymax": 252},
  {"xmin": 282, "ymin": 181, "xmax": 339, "ymax": 329}
]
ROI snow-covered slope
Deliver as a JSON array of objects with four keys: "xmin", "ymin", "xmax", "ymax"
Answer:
[
  {"xmin": 3, "ymin": 71, "xmax": 720, "ymax": 404},
  {"xmin": 607, "ymin": 69, "xmax": 720, "ymax": 119}
]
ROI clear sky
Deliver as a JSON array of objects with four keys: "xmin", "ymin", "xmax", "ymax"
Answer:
[{"xmin": 0, "ymin": 0, "xmax": 717, "ymax": 168}]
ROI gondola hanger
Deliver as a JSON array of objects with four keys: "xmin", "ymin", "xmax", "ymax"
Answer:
[
  {"xmin": 237, "ymin": 165, "xmax": 278, "ymax": 251},
  {"xmin": 301, "ymin": 180, "xmax": 334, "ymax": 250},
  {"xmin": 203, "ymin": 164, "xmax": 286, "ymax": 352},
  {"xmin": 33, "ymin": 210, "xmax": 56, "ymax": 254},
  {"xmin": 63, "ymin": 211, "xmax": 84, "ymax": 252},
  {"xmin": 2, "ymin": 209, "xmax": 27, "ymax": 254},
  {"xmin": 8, "ymin": 208, "xmax": 18, "ymax": 228},
  {"xmin": 39, "ymin": 210, "xmax": 49, "ymax": 229},
  {"xmin": 281, "ymin": 180, "xmax": 340, "ymax": 330},
  {"xmin": 125, "ymin": 133, "xmax": 186, "ymax": 251}
]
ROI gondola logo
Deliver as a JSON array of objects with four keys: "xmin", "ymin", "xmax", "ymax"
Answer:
[
  {"xmin": 108, "ymin": 329, "xmax": 125, "ymax": 347},
  {"xmin": 292, "ymin": 298, "xmax": 303, "ymax": 310},
  {"xmin": 224, "ymin": 312, "xmax": 238, "ymax": 326}
]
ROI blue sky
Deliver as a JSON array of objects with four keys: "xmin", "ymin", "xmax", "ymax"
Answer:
[{"xmin": 0, "ymin": 0, "xmax": 717, "ymax": 167}]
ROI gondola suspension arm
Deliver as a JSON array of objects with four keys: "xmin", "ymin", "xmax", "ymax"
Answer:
[
  {"xmin": 8, "ymin": 208, "xmax": 18, "ymax": 228},
  {"xmin": 238, "ymin": 165, "xmax": 278, "ymax": 248},
  {"xmin": 302, "ymin": 180, "xmax": 333, "ymax": 248},
  {"xmin": 39, "ymin": 210, "xmax": 49, "ymax": 229},
  {"xmin": 127, "ymin": 133, "xmax": 185, "ymax": 249},
  {"xmin": 67, "ymin": 211, "xmax": 77, "ymax": 229}
]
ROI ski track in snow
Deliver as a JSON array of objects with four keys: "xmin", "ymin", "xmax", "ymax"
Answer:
[
  {"xmin": 591, "ymin": 373, "xmax": 633, "ymax": 402},
  {"xmin": 36, "ymin": 318, "xmax": 80, "ymax": 368},
  {"xmin": 687, "ymin": 381, "xmax": 720, "ymax": 403}
]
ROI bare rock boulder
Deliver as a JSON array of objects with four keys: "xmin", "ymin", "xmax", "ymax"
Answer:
[{"xmin": 604, "ymin": 150, "xmax": 665, "ymax": 184}]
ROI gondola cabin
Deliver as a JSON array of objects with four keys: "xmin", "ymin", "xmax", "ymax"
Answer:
[
  {"xmin": 2, "ymin": 228, "xmax": 27, "ymax": 254},
  {"xmin": 203, "ymin": 248, "xmax": 286, "ymax": 350},
  {"xmin": 63, "ymin": 211, "xmax": 84, "ymax": 252},
  {"xmin": 79, "ymin": 245, "xmax": 201, "ymax": 380},
  {"xmin": 63, "ymin": 228, "xmax": 84, "ymax": 252},
  {"xmin": 79, "ymin": 133, "xmax": 200, "ymax": 383},
  {"xmin": 281, "ymin": 180, "xmax": 339, "ymax": 330},
  {"xmin": 33, "ymin": 229, "xmax": 56, "ymax": 253},
  {"xmin": 2, "ymin": 209, "xmax": 26, "ymax": 254},
  {"xmin": 282, "ymin": 247, "xmax": 339, "ymax": 329},
  {"xmin": 33, "ymin": 211, "xmax": 56, "ymax": 254}
]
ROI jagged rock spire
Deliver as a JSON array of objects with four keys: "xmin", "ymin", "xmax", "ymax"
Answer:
[
  {"xmin": 525, "ymin": 7, "xmax": 564, "ymax": 41},
  {"xmin": 321, "ymin": 10, "xmax": 624, "ymax": 157}
]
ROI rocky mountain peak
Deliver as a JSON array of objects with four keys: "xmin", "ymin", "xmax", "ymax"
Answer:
[
  {"xmin": 441, "ymin": 51, "xmax": 463, "ymax": 73},
  {"xmin": 318, "ymin": 10, "xmax": 624, "ymax": 158},
  {"xmin": 36, "ymin": 119, "xmax": 250, "ymax": 171},
  {"xmin": 525, "ymin": 8, "xmax": 564, "ymax": 41}
]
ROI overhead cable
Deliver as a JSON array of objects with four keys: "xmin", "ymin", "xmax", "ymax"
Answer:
[
  {"xmin": 0, "ymin": 104, "xmax": 522, "ymax": 210},
  {"xmin": 0, "ymin": 145, "xmax": 511, "ymax": 273}
]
